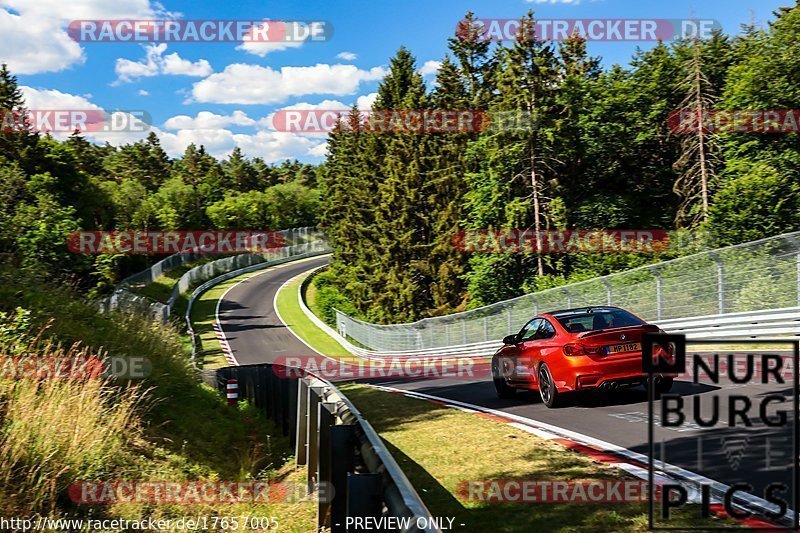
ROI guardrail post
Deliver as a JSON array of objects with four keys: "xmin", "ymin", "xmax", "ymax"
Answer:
[
  {"xmin": 317, "ymin": 402, "xmax": 336, "ymax": 530},
  {"xmin": 226, "ymin": 379, "xmax": 238, "ymax": 406},
  {"xmin": 346, "ymin": 473, "xmax": 382, "ymax": 531},
  {"xmin": 270, "ymin": 370, "xmax": 280, "ymax": 421},
  {"xmin": 648, "ymin": 267, "xmax": 663, "ymax": 320},
  {"xmin": 562, "ymin": 288, "xmax": 572, "ymax": 308},
  {"xmin": 601, "ymin": 279, "xmax": 612, "ymax": 306},
  {"xmin": 788, "ymin": 236, "xmax": 800, "ymax": 308},
  {"xmin": 295, "ymin": 380, "xmax": 309, "ymax": 466},
  {"xmin": 710, "ymin": 253, "xmax": 725, "ymax": 314},
  {"xmin": 307, "ymin": 387, "xmax": 322, "ymax": 493},
  {"xmin": 330, "ymin": 425, "xmax": 356, "ymax": 533}
]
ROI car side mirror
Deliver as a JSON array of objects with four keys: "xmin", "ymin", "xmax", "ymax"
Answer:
[{"xmin": 502, "ymin": 334, "xmax": 518, "ymax": 345}]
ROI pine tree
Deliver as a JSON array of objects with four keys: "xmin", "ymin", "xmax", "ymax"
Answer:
[
  {"xmin": 449, "ymin": 12, "xmax": 495, "ymax": 108},
  {"xmin": 223, "ymin": 147, "xmax": 258, "ymax": 192},
  {"xmin": 426, "ymin": 56, "xmax": 471, "ymax": 313},
  {"xmin": 493, "ymin": 12, "xmax": 559, "ymax": 277},
  {"xmin": 0, "ymin": 63, "xmax": 39, "ymax": 172},
  {"xmin": 673, "ymin": 37, "xmax": 718, "ymax": 227}
]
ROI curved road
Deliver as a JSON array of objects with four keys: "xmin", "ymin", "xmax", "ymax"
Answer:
[
  {"xmin": 220, "ymin": 257, "xmax": 795, "ymax": 519},
  {"xmin": 217, "ymin": 255, "xmax": 329, "ymax": 365}
]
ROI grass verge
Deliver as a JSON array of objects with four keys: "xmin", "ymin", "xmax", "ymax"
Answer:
[
  {"xmin": 274, "ymin": 270, "xmax": 352, "ymax": 359},
  {"xmin": 0, "ymin": 265, "xmax": 315, "ymax": 531},
  {"xmin": 188, "ymin": 270, "xmax": 265, "ymax": 370},
  {"xmin": 339, "ymin": 383, "xmax": 737, "ymax": 532}
]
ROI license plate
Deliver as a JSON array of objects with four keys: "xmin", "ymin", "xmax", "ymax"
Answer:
[{"xmin": 606, "ymin": 342, "xmax": 641, "ymax": 354}]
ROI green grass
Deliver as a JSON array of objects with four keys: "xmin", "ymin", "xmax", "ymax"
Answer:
[
  {"xmin": 274, "ymin": 270, "xmax": 352, "ymax": 359},
  {"xmin": 133, "ymin": 265, "xmax": 192, "ymax": 303},
  {"xmin": 189, "ymin": 270, "xmax": 266, "ymax": 369},
  {"xmin": 0, "ymin": 265, "xmax": 316, "ymax": 530},
  {"xmin": 340, "ymin": 384, "xmax": 740, "ymax": 532}
]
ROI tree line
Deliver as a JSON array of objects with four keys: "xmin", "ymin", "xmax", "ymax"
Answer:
[
  {"xmin": 0, "ymin": 66, "xmax": 320, "ymax": 293},
  {"xmin": 319, "ymin": 7, "xmax": 800, "ymax": 324}
]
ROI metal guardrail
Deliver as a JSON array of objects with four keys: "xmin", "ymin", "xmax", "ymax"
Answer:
[
  {"xmin": 298, "ymin": 266, "xmax": 800, "ymax": 362},
  {"xmin": 215, "ymin": 364, "xmax": 440, "ymax": 533},
  {"xmin": 99, "ymin": 227, "xmax": 327, "ymax": 323},
  {"xmin": 334, "ymin": 231, "xmax": 800, "ymax": 352},
  {"xmin": 657, "ymin": 306, "xmax": 800, "ymax": 339}
]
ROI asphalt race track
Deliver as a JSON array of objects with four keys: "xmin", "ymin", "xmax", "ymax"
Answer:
[
  {"xmin": 220, "ymin": 258, "xmax": 797, "ymax": 519},
  {"xmin": 217, "ymin": 255, "xmax": 329, "ymax": 365}
]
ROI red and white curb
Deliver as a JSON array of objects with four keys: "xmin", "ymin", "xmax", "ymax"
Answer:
[
  {"xmin": 365, "ymin": 383, "xmax": 785, "ymax": 530},
  {"xmin": 212, "ymin": 322, "xmax": 237, "ymax": 366}
]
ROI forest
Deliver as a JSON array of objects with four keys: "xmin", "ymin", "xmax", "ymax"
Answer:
[
  {"xmin": 318, "ymin": 8, "xmax": 800, "ymax": 323},
  {"xmin": 0, "ymin": 8, "xmax": 799, "ymax": 322},
  {"xmin": 0, "ymin": 71, "xmax": 320, "ymax": 294}
]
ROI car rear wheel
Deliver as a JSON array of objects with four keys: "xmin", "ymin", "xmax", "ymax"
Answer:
[
  {"xmin": 538, "ymin": 364, "xmax": 562, "ymax": 408},
  {"xmin": 492, "ymin": 359, "xmax": 516, "ymax": 399}
]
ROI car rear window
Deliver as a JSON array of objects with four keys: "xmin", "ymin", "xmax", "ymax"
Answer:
[{"xmin": 555, "ymin": 309, "xmax": 644, "ymax": 333}]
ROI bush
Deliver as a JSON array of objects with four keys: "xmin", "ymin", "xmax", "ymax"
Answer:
[{"xmin": 312, "ymin": 270, "xmax": 358, "ymax": 326}]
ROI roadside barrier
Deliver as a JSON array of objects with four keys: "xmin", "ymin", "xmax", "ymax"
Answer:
[{"xmin": 215, "ymin": 364, "xmax": 440, "ymax": 533}]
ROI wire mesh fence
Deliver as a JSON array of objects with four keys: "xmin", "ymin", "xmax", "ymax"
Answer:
[
  {"xmin": 335, "ymin": 231, "xmax": 800, "ymax": 351},
  {"xmin": 100, "ymin": 227, "xmax": 328, "ymax": 322}
]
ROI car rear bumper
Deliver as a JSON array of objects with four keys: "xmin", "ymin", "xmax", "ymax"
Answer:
[{"xmin": 552, "ymin": 352, "xmax": 663, "ymax": 392}]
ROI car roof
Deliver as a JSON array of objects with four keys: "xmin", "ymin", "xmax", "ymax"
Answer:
[{"xmin": 546, "ymin": 306, "xmax": 625, "ymax": 318}]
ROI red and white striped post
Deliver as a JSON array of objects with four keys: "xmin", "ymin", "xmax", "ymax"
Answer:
[{"xmin": 226, "ymin": 379, "xmax": 238, "ymax": 406}]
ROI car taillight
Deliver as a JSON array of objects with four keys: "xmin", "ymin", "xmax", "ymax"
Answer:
[
  {"xmin": 563, "ymin": 343, "xmax": 585, "ymax": 356},
  {"xmin": 584, "ymin": 345, "xmax": 601, "ymax": 355}
]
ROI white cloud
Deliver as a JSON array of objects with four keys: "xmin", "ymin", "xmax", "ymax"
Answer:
[
  {"xmin": 419, "ymin": 60, "xmax": 441, "ymax": 77},
  {"xmin": 261, "ymin": 99, "xmax": 349, "ymax": 136},
  {"xmin": 308, "ymin": 142, "xmax": 329, "ymax": 158},
  {"xmin": 21, "ymin": 84, "xmax": 326, "ymax": 162},
  {"xmin": 191, "ymin": 63, "xmax": 386, "ymax": 105},
  {"xmin": 336, "ymin": 51, "xmax": 357, "ymax": 61},
  {"xmin": 235, "ymin": 21, "xmax": 326, "ymax": 57},
  {"xmin": 20, "ymin": 85, "xmax": 152, "ymax": 144},
  {"xmin": 0, "ymin": 0, "xmax": 161, "ymax": 74},
  {"xmin": 158, "ymin": 128, "xmax": 325, "ymax": 161},
  {"xmin": 114, "ymin": 43, "xmax": 212, "ymax": 83},
  {"xmin": 163, "ymin": 110, "xmax": 257, "ymax": 130},
  {"xmin": 237, "ymin": 40, "xmax": 305, "ymax": 57},
  {"xmin": 21, "ymin": 86, "xmax": 101, "ymax": 112},
  {"xmin": 356, "ymin": 92, "xmax": 378, "ymax": 110},
  {"xmin": 138, "ymin": 89, "xmax": 150, "ymax": 96},
  {"xmin": 231, "ymin": 130, "xmax": 322, "ymax": 161}
]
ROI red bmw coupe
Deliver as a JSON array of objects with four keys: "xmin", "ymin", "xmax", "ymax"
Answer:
[{"xmin": 491, "ymin": 306, "xmax": 674, "ymax": 407}]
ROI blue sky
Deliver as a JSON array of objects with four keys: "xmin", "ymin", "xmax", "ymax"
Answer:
[{"xmin": 1, "ymin": 0, "xmax": 789, "ymax": 162}]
